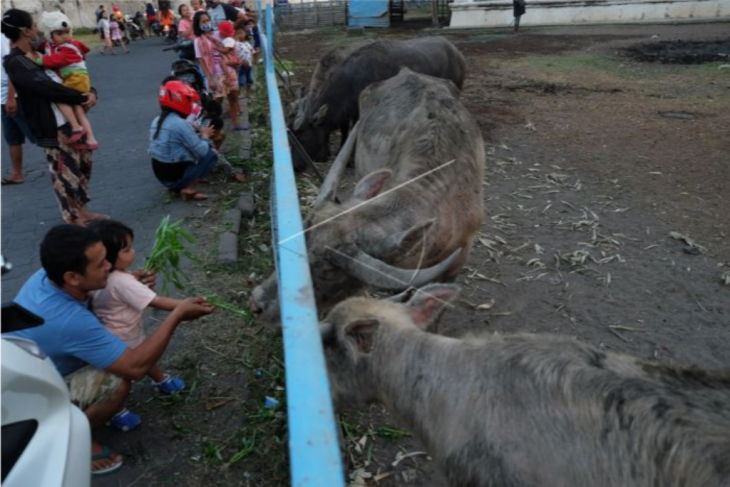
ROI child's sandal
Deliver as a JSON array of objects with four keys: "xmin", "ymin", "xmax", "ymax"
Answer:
[{"xmin": 152, "ymin": 374, "xmax": 185, "ymax": 395}]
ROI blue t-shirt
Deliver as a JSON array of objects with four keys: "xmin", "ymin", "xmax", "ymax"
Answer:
[{"xmin": 4, "ymin": 269, "xmax": 128, "ymax": 376}]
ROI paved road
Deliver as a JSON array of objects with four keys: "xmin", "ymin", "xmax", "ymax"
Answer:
[{"xmin": 1, "ymin": 38, "xmax": 200, "ymax": 299}]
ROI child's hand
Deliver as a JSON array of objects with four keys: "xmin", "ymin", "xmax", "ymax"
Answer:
[
  {"xmin": 173, "ymin": 297, "xmax": 215, "ymax": 321},
  {"xmin": 199, "ymin": 125, "xmax": 214, "ymax": 139},
  {"xmin": 132, "ymin": 269, "xmax": 157, "ymax": 289}
]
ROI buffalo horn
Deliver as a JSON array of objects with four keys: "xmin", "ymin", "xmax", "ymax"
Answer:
[
  {"xmin": 314, "ymin": 121, "xmax": 360, "ymax": 207},
  {"xmin": 334, "ymin": 247, "xmax": 461, "ymax": 291}
]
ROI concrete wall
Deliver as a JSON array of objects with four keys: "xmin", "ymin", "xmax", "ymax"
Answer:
[
  {"xmin": 3, "ymin": 0, "xmax": 190, "ymax": 28},
  {"xmin": 450, "ymin": 0, "xmax": 730, "ymax": 28}
]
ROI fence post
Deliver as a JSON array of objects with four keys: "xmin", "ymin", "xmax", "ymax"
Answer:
[{"xmin": 257, "ymin": 2, "xmax": 346, "ymax": 486}]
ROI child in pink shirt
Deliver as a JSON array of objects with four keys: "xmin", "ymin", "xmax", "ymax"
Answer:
[{"xmin": 88, "ymin": 220, "xmax": 186, "ymax": 431}]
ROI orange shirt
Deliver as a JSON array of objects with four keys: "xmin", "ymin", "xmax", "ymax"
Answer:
[{"xmin": 160, "ymin": 10, "xmax": 174, "ymax": 26}]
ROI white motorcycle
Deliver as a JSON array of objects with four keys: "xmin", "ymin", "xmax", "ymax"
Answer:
[{"xmin": 1, "ymin": 256, "xmax": 91, "ymax": 487}]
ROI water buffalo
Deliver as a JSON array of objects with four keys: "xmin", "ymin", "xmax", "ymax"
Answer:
[
  {"xmin": 252, "ymin": 69, "xmax": 485, "ymax": 324},
  {"xmin": 321, "ymin": 284, "xmax": 730, "ymax": 487},
  {"xmin": 287, "ymin": 40, "xmax": 373, "ymax": 133},
  {"xmin": 289, "ymin": 36, "xmax": 467, "ymax": 172}
]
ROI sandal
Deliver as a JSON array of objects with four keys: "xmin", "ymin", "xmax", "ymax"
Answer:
[
  {"xmin": 233, "ymin": 173, "xmax": 247, "ymax": 183},
  {"xmin": 70, "ymin": 142, "xmax": 99, "ymax": 151},
  {"xmin": 67, "ymin": 128, "xmax": 86, "ymax": 144},
  {"xmin": 91, "ymin": 445, "xmax": 124, "ymax": 477},
  {"xmin": 1, "ymin": 177, "xmax": 24, "ymax": 185},
  {"xmin": 180, "ymin": 191, "xmax": 208, "ymax": 201},
  {"xmin": 84, "ymin": 212, "xmax": 111, "ymax": 222}
]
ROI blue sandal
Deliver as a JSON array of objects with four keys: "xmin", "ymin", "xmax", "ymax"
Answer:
[
  {"xmin": 109, "ymin": 408, "xmax": 141, "ymax": 432},
  {"xmin": 152, "ymin": 374, "xmax": 185, "ymax": 395}
]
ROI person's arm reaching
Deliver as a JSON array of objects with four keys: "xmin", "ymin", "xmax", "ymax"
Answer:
[
  {"xmin": 106, "ymin": 297, "xmax": 213, "ymax": 380},
  {"xmin": 149, "ymin": 295, "xmax": 181, "ymax": 312}
]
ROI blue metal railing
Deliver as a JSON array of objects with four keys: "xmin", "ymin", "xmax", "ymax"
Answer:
[{"xmin": 257, "ymin": 3, "xmax": 345, "ymax": 486}]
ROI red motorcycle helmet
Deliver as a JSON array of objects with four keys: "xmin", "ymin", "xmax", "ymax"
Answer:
[{"xmin": 158, "ymin": 80, "xmax": 200, "ymax": 116}]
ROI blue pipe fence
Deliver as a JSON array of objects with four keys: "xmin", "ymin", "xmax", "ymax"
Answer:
[{"xmin": 256, "ymin": 3, "xmax": 345, "ymax": 486}]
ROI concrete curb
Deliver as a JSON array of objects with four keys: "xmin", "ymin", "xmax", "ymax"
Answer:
[{"xmin": 217, "ymin": 193, "xmax": 256, "ymax": 265}]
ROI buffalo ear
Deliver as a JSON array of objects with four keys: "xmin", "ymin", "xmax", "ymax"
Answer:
[
  {"xmin": 314, "ymin": 104, "xmax": 329, "ymax": 124},
  {"xmin": 320, "ymin": 321, "xmax": 336, "ymax": 347},
  {"xmin": 407, "ymin": 284, "xmax": 461, "ymax": 329},
  {"xmin": 353, "ymin": 169, "xmax": 392, "ymax": 200},
  {"xmin": 344, "ymin": 319, "xmax": 380, "ymax": 354}
]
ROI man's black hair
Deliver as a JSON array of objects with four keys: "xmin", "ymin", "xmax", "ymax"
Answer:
[
  {"xmin": 40, "ymin": 225, "xmax": 102, "ymax": 286},
  {"xmin": 192, "ymin": 10, "xmax": 209, "ymax": 37},
  {"xmin": 85, "ymin": 220, "xmax": 135, "ymax": 270},
  {"xmin": 1, "ymin": 9, "xmax": 33, "ymax": 42}
]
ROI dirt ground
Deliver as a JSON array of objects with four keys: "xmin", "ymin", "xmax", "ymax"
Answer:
[
  {"xmin": 95, "ymin": 21, "xmax": 729, "ymax": 487},
  {"xmin": 276, "ymin": 21, "xmax": 730, "ymax": 486}
]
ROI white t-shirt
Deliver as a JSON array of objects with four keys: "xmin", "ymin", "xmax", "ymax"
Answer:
[
  {"xmin": 98, "ymin": 18, "xmax": 110, "ymax": 35},
  {"xmin": 236, "ymin": 40, "xmax": 254, "ymax": 66},
  {"xmin": 207, "ymin": 4, "xmax": 229, "ymax": 30},
  {"xmin": 222, "ymin": 37, "xmax": 236, "ymax": 49},
  {"xmin": 91, "ymin": 271, "xmax": 157, "ymax": 348},
  {"xmin": 1, "ymin": 34, "xmax": 10, "ymax": 105}
]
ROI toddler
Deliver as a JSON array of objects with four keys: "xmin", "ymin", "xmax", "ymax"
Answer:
[
  {"xmin": 109, "ymin": 16, "xmax": 130, "ymax": 54},
  {"xmin": 234, "ymin": 24, "xmax": 254, "ymax": 100},
  {"xmin": 34, "ymin": 12, "xmax": 99, "ymax": 149},
  {"xmin": 88, "ymin": 219, "xmax": 186, "ymax": 431}
]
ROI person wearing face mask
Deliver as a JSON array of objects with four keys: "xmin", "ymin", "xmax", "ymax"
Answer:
[
  {"xmin": 205, "ymin": 0, "xmax": 250, "ymax": 30},
  {"xmin": 1, "ymin": 9, "xmax": 108, "ymax": 226}
]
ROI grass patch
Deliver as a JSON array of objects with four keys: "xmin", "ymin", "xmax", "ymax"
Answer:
[
  {"xmin": 521, "ymin": 52, "xmax": 730, "ymax": 82},
  {"xmin": 521, "ymin": 53, "xmax": 636, "ymax": 78},
  {"xmin": 74, "ymin": 32, "xmax": 103, "ymax": 51}
]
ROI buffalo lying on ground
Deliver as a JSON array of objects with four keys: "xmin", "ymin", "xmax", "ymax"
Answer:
[
  {"xmin": 321, "ymin": 284, "xmax": 730, "ymax": 487},
  {"xmin": 289, "ymin": 37, "xmax": 466, "ymax": 171},
  {"xmin": 252, "ymin": 70, "xmax": 484, "ymax": 324}
]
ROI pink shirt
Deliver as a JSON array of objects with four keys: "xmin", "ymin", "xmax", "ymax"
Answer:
[
  {"xmin": 179, "ymin": 18, "xmax": 194, "ymax": 40},
  {"xmin": 195, "ymin": 34, "xmax": 223, "ymax": 76},
  {"xmin": 91, "ymin": 271, "xmax": 156, "ymax": 349}
]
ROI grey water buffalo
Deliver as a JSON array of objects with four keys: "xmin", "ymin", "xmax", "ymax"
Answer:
[
  {"xmin": 289, "ymin": 36, "xmax": 466, "ymax": 171},
  {"xmin": 287, "ymin": 41, "xmax": 373, "ymax": 134},
  {"xmin": 321, "ymin": 284, "xmax": 730, "ymax": 487},
  {"xmin": 252, "ymin": 70, "xmax": 485, "ymax": 324}
]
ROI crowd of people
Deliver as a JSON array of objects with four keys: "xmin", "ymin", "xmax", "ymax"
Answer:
[
  {"xmin": 1, "ymin": 0, "xmax": 257, "ymax": 218},
  {"xmin": 1, "ymin": 0, "xmax": 259, "ymax": 478}
]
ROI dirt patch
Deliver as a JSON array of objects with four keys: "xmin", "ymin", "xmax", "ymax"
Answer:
[
  {"xmin": 277, "ymin": 21, "xmax": 730, "ymax": 487},
  {"xmin": 624, "ymin": 40, "xmax": 730, "ymax": 64}
]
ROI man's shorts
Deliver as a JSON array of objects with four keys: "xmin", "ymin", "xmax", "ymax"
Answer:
[
  {"xmin": 64, "ymin": 366, "xmax": 123, "ymax": 410},
  {"xmin": 1, "ymin": 103, "xmax": 35, "ymax": 146}
]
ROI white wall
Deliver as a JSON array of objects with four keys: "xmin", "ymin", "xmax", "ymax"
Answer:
[
  {"xmin": 1, "ymin": 0, "xmax": 224, "ymax": 28},
  {"xmin": 450, "ymin": 0, "xmax": 730, "ymax": 28}
]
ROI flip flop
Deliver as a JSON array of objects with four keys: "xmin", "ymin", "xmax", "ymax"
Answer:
[
  {"xmin": 91, "ymin": 445, "xmax": 123, "ymax": 477},
  {"xmin": 71, "ymin": 142, "xmax": 100, "ymax": 151},
  {"xmin": 1, "ymin": 177, "xmax": 24, "ymax": 185},
  {"xmin": 81, "ymin": 212, "xmax": 111, "ymax": 222},
  {"xmin": 180, "ymin": 191, "xmax": 208, "ymax": 201},
  {"xmin": 67, "ymin": 128, "xmax": 87, "ymax": 144}
]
